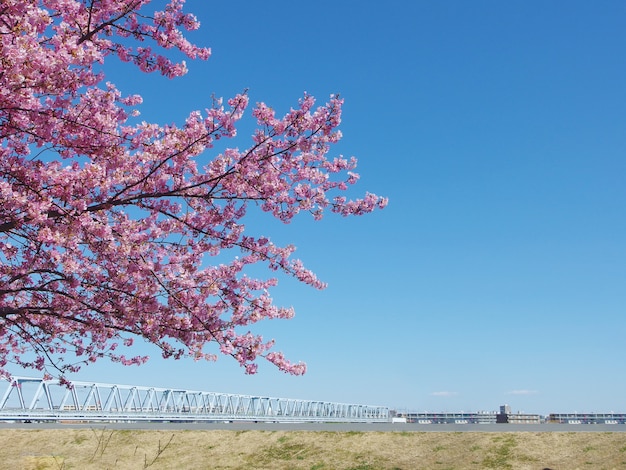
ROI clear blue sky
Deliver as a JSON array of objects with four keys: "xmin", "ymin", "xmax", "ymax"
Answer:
[{"xmin": 16, "ymin": 1, "xmax": 626, "ymax": 415}]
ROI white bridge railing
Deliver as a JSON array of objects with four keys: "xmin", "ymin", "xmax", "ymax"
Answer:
[{"xmin": 0, "ymin": 377, "xmax": 390, "ymax": 423}]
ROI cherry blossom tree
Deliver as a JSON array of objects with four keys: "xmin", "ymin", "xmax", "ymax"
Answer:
[{"xmin": 0, "ymin": 0, "xmax": 387, "ymax": 379}]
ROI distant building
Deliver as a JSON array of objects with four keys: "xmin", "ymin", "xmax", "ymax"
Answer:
[
  {"xmin": 395, "ymin": 405, "xmax": 541, "ymax": 425},
  {"xmin": 496, "ymin": 404, "xmax": 509, "ymax": 423},
  {"xmin": 396, "ymin": 411, "xmax": 497, "ymax": 424},
  {"xmin": 506, "ymin": 412, "xmax": 542, "ymax": 424},
  {"xmin": 394, "ymin": 407, "xmax": 626, "ymax": 425},
  {"xmin": 547, "ymin": 413, "xmax": 626, "ymax": 424}
]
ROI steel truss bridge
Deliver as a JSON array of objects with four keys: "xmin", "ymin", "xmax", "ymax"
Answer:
[{"xmin": 0, "ymin": 377, "xmax": 390, "ymax": 423}]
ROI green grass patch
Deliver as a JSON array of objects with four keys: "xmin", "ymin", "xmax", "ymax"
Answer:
[{"xmin": 482, "ymin": 435, "xmax": 517, "ymax": 469}]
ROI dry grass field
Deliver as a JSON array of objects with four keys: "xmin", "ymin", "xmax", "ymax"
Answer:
[{"xmin": 2, "ymin": 428, "xmax": 626, "ymax": 469}]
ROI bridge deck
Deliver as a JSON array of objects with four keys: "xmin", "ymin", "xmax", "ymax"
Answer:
[{"xmin": 0, "ymin": 377, "xmax": 389, "ymax": 423}]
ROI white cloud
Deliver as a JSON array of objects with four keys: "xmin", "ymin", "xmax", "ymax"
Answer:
[
  {"xmin": 431, "ymin": 391, "xmax": 458, "ymax": 397},
  {"xmin": 507, "ymin": 389, "xmax": 538, "ymax": 396}
]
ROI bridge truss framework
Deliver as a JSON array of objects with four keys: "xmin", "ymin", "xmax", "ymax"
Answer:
[{"xmin": 0, "ymin": 377, "xmax": 390, "ymax": 423}]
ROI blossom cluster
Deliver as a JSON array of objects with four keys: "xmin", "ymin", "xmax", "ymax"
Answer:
[{"xmin": 0, "ymin": 0, "xmax": 387, "ymax": 378}]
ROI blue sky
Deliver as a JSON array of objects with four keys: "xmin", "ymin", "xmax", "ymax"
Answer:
[{"xmin": 14, "ymin": 1, "xmax": 626, "ymax": 415}]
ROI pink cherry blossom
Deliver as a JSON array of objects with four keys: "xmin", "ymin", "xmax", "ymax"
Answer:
[{"xmin": 0, "ymin": 0, "xmax": 387, "ymax": 379}]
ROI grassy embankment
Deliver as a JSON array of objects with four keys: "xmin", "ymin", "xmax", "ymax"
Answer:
[{"xmin": 3, "ymin": 428, "xmax": 626, "ymax": 469}]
